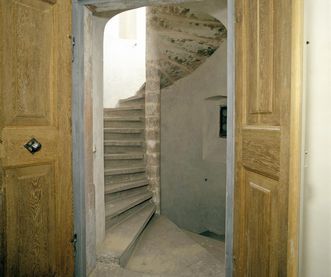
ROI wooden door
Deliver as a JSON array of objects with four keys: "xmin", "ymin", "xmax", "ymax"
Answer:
[
  {"xmin": 234, "ymin": 0, "xmax": 302, "ymax": 276},
  {"xmin": 0, "ymin": 0, "xmax": 74, "ymax": 275}
]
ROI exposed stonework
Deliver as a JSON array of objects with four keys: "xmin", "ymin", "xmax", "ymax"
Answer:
[
  {"xmin": 148, "ymin": 5, "xmax": 226, "ymax": 88},
  {"xmin": 145, "ymin": 15, "xmax": 161, "ymax": 211}
]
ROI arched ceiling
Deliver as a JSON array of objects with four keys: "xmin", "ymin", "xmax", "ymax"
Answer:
[{"xmin": 147, "ymin": 5, "xmax": 227, "ymax": 88}]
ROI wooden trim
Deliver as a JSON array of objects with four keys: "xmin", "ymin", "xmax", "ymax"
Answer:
[
  {"xmin": 287, "ymin": 0, "xmax": 304, "ymax": 275},
  {"xmin": 72, "ymin": 3, "xmax": 88, "ymax": 276}
]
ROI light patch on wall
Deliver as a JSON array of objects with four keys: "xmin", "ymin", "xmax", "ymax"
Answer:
[
  {"xmin": 104, "ymin": 7, "xmax": 146, "ymax": 108},
  {"xmin": 119, "ymin": 9, "xmax": 138, "ymax": 39}
]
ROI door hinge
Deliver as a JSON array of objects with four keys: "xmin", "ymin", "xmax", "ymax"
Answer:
[
  {"xmin": 70, "ymin": 233, "xmax": 78, "ymax": 256},
  {"xmin": 71, "ymin": 36, "xmax": 76, "ymax": 63}
]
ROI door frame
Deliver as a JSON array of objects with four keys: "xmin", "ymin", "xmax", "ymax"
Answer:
[
  {"xmin": 225, "ymin": 0, "xmax": 235, "ymax": 276},
  {"xmin": 72, "ymin": 0, "xmax": 240, "ymax": 276}
]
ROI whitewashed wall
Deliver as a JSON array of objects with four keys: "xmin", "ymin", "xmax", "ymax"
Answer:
[{"xmin": 300, "ymin": 1, "xmax": 331, "ymax": 276}]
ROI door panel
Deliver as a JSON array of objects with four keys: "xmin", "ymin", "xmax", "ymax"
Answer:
[
  {"xmin": 0, "ymin": 0, "xmax": 73, "ymax": 275},
  {"xmin": 234, "ymin": 0, "xmax": 302, "ymax": 275},
  {"xmin": 6, "ymin": 164, "xmax": 57, "ymax": 275}
]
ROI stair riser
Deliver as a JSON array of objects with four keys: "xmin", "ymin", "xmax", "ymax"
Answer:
[
  {"xmin": 105, "ymin": 172, "xmax": 146, "ymax": 184},
  {"xmin": 104, "ymin": 132, "xmax": 144, "ymax": 141},
  {"xmin": 104, "ymin": 109, "xmax": 144, "ymax": 117},
  {"xmin": 106, "ymin": 193, "xmax": 152, "ymax": 220},
  {"xmin": 118, "ymin": 209, "xmax": 155, "ymax": 267},
  {"xmin": 105, "ymin": 186, "xmax": 149, "ymax": 203},
  {"xmin": 105, "ymin": 200, "xmax": 150, "ymax": 230},
  {"xmin": 104, "ymin": 145, "xmax": 144, "ymax": 154},
  {"xmin": 105, "ymin": 180, "xmax": 148, "ymax": 195},
  {"xmin": 104, "ymin": 159, "xmax": 145, "ymax": 168},
  {"xmin": 104, "ymin": 121, "xmax": 144, "ymax": 128}
]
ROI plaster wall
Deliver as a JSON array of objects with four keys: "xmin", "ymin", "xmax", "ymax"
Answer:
[
  {"xmin": 92, "ymin": 15, "xmax": 108, "ymax": 249},
  {"xmin": 161, "ymin": 40, "xmax": 227, "ymax": 234},
  {"xmin": 83, "ymin": 8, "xmax": 96, "ymax": 274},
  {"xmin": 147, "ymin": 0, "xmax": 227, "ymax": 226},
  {"xmin": 300, "ymin": 1, "xmax": 331, "ymax": 276}
]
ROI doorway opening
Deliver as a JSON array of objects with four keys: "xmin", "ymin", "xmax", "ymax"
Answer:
[
  {"xmin": 93, "ymin": 4, "xmax": 229, "ymax": 276},
  {"xmin": 72, "ymin": 0, "xmax": 233, "ymax": 276}
]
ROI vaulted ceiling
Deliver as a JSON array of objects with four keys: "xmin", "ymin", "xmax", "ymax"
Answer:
[{"xmin": 147, "ymin": 5, "xmax": 227, "ymax": 88}]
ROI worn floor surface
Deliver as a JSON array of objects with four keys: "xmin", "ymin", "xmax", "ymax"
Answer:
[{"xmin": 91, "ymin": 215, "xmax": 225, "ymax": 277}]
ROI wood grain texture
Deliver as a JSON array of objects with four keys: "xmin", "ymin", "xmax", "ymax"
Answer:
[
  {"xmin": 244, "ymin": 170, "xmax": 280, "ymax": 277},
  {"xmin": 287, "ymin": 0, "xmax": 303, "ymax": 275},
  {"xmin": 6, "ymin": 165, "xmax": 56, "ymax": 275},
  {"xmin": 234, "ymin": 0, "xmax": 302, "ymax": 276},
  {"xmin": 0, "ymin": 0, "xmax": 73, "ymax": 275},
  {"xmin": 242, "ymin": 127, "xmax": 280, "ymax": 180},
  {"xmin": 245, "ymin": 0, "xmax": 279, "ymax": 127}
]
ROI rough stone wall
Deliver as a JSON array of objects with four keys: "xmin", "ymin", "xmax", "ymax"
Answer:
[{"xmin": 145, "ymin": 4, "xmax": 226, "ymax": 215}]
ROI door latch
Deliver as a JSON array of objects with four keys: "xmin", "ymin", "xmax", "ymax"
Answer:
[{"xmin": 24, "ymin": 138, "xmax": 42, "ymax": 154}]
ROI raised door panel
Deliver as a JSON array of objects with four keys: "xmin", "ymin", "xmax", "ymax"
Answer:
[
  {"xmin": 3, "ymin": 0, "xmax": 58, "ymax": 126},
  {"xmin": 5, "ymin": 164, "xmax": 56, "ymax": 276},
  {"xmin": 244, "ymin": 0, "xmax": 279, "ymax": 127},
  {"xmin": 244, "ymin": 170, "xmax": 279, "ymax": 277}
]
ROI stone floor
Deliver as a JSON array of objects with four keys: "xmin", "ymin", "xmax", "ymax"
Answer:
[{"xmin": 91, "ymin": 215, "xmax": 225, "ymax": 277}]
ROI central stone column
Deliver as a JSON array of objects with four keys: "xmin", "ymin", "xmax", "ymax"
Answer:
[{"xmin": 145, "ymin": 7, "xmax": 161, "ymax": 214}]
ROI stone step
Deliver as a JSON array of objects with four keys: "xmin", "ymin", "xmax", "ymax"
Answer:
[
  {"xmin": 105, "ymin": 171, "xmax": 146, "ymax": 185},
  {"xmin": 105, "ymin": 186, "xmax": 148, "ymax": 203},
  {"xmin": 104, "ymin": 140, "xmax": 144, "ymax": 154},
  {"xmin": 104, "ymin": 105, "xmax": 145, "ymax": 117},
  {"xmin": 105, "ymin": 153, "xmax": 144, "ymax": 160},
  {"xmin": 125, "ymin": 215, "xmax": 224, "ymax": 276},
  {"xmin": 105, "ymin": 198, "xmax": 151, "ymax": 231},
  {"xmin": 119, "ymin": 95, "xmax": 145, "ymax": 106},
  {"xmin": 104, "ymin": 117, "xmax": 144, "ymax": 128},
  {"xmin": 105, "ymin": 178, "xmax": 149, "ymax": 194},
  {"xmin": 104, "ymin": 132, "xmax": 144, "ymax": 141},
  {"xmin": 104, "ymin": 140, "xmax": 144, "ymax": 147},
  {"xmin": 105, "ymin": 190, "xmax": 153, "ymax": 220},
  {"xmin": 104, "ymin": 105, "xmax": 145, "ymax": 112},
  {"xmin": 104, "ymin": 153, "xmax": 144, "ymax": 168},
  {"xmin": 98, "ymin": 201, "xmax": 155, "ymax": 266},
  {"xmin": 104, "ymin": 116, "xmax": 143, "ymax": 122},
  {"xmin": 104, "ymin": 128, "xmax": 144, "ymax": 134},
  {"xmin": 104, "ymin": 166, "xmax": 145, "ymax": 176}
]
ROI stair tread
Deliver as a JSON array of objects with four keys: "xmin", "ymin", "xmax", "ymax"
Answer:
[
  {"xmin": 98, "ymin": 202, "xmax": 155, "ymax": 264},
  {"xmin": 119, "ymin": 94, "xmax": 145, "ymax": 103},
  {"xmin": 104, "ymin": 153, "xmax": 144, "ymax": 160},
  {"xmin": 105, "ymin": 178, "xmax": 149, "ymax": 194},
  {"xmin": 104, "ymin": 116, "xmax": 143, "ymax": 122},
  {"xmin": 104, "ymin": 105, "xmax": 144, "ymax": 112},
  {"xmin": 104, "ymin": 166, "xmax": 145, "ymax": 176},
  {"xmin": 105, "ymin": 190, "xmax": 153, "ymax": 219},
  {"xmin": 125, "ymin": 215, "xmax": 224, "ymax": 274},
  {"xmin": 104, "ymin": 140, "xmax": 144, "ymax": 146},
  {"xmin": 104, "ymin": 127, "xmax": 144, "ymax": 134}
]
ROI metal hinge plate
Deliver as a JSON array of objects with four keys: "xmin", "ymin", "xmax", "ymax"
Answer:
[
  {"xmin": 71, "ymin": 36, "xmax": 76, "ymax": 63},
  {"xmin": 70, "ymin": 233, "xmax": 77, "ymax": 255}
]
